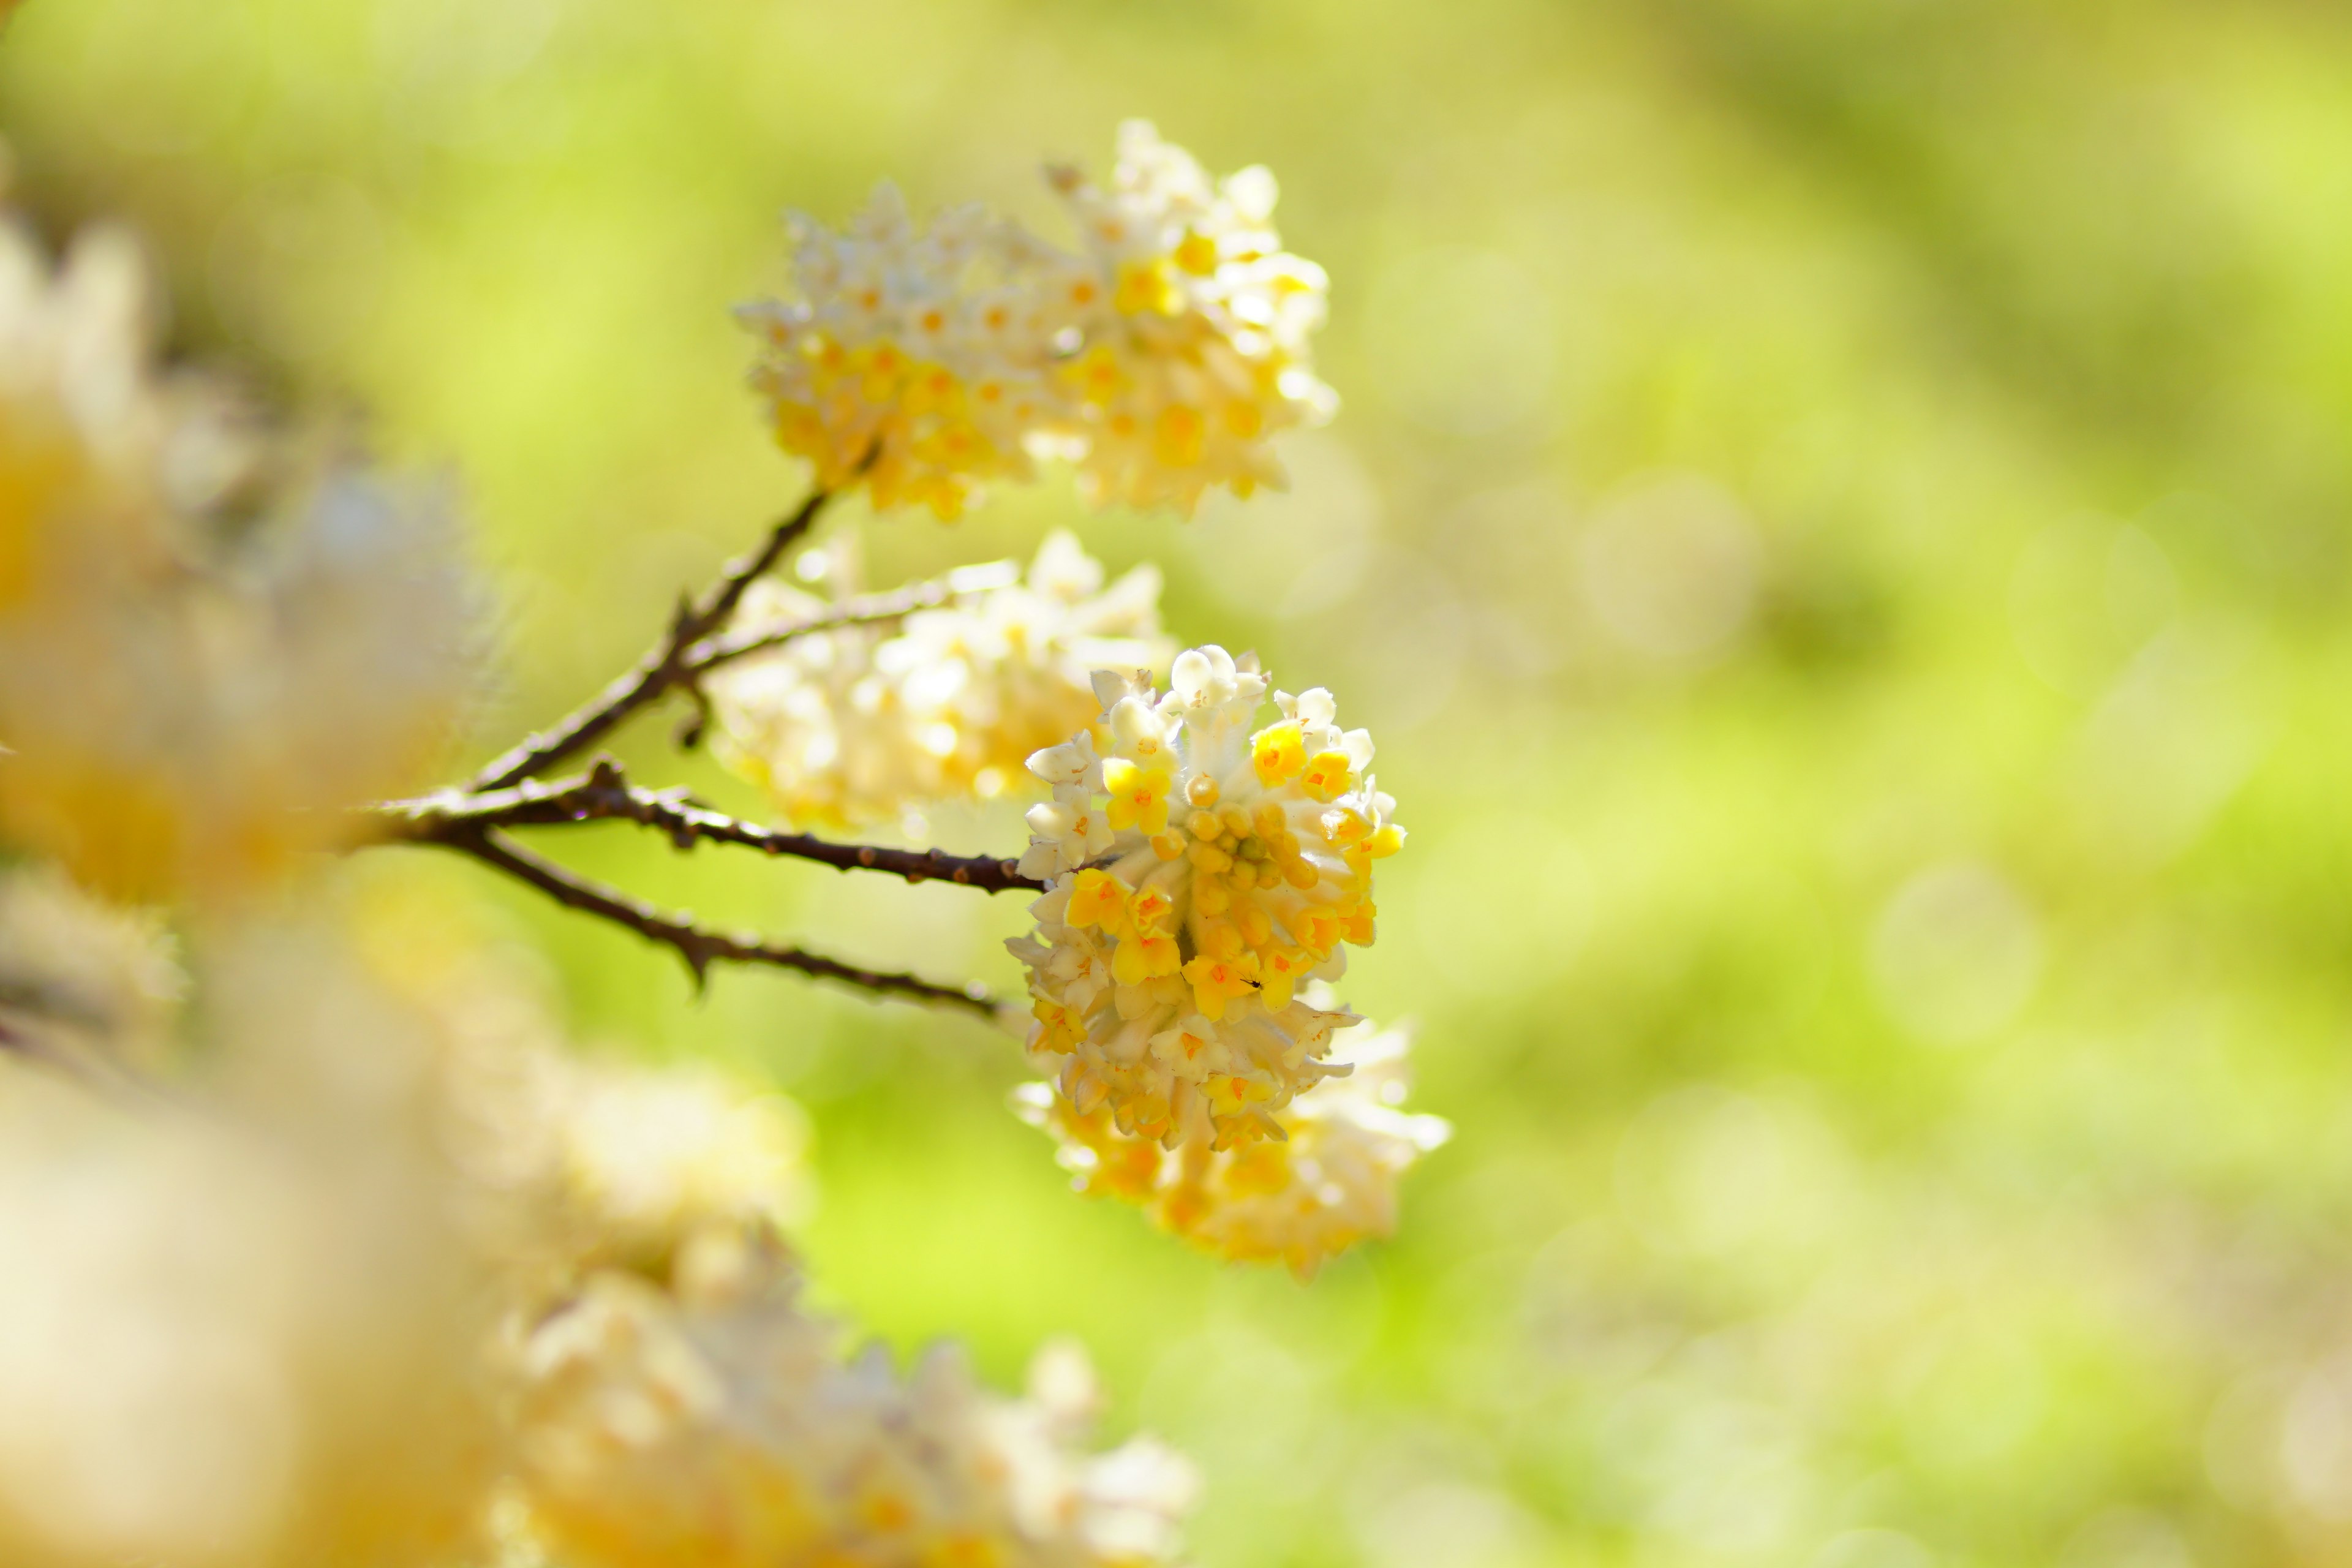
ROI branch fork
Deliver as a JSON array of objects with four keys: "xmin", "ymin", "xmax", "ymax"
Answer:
[{"xmin": 374, "ymin": 483, "xmax": 1036, "ymax": 1019}]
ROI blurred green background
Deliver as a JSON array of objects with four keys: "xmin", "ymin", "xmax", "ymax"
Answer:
[{"xmin": 11, "ymin": 1, "xmax": 2352, "ymax": 1563}]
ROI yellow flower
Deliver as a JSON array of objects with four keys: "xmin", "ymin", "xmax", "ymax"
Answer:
[
  {"xmin": 1011, "ymin": 1017, "xmax": 1447, "ymax": 1278},
  {"xmin": 0, "ymin": 219, "xmax": 477, "ymax": 904},
  {"xmin": 1008, "ymin": 648, "xmax": 1400, "ymax": 1150}
]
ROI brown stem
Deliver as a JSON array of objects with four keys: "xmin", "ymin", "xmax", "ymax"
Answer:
[
  {"xmin": 470, "ymin": 484, "xmax": 839, "ymax": 793},
  {"xmin": 418, "ymin": 824, "xmax": 1003, "ymax": 1019},
  {"xmin": 681, "ymin": 577, "xmax": 963, "ymax": 679},
  {"xmin": 376, "ymin": 758, "xmax": 1046, "ymax": 894}
]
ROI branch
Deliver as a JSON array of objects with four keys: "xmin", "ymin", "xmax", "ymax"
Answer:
[
  {"xmin": 681, "ymin": 577, "xmax": 963, "ymax": 679},
  {"xmin": 470, "ymin": 484, "xmax": 840, "ymax": 793},
  {"xmin": 376, "ymin": 759, "xmax": 1046, "ymax": 894},
  {"xmin": 415, "ymin": 824, "xmax": 1003, "ymax": 1020}
]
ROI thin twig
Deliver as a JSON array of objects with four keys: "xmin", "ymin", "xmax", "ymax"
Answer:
[
  {"xmin": 681, "ymin": 578, "xmax": 964, "ymax": 679},
  {"xmin": 419, "ymin": 824, "xmax": 1003, "ymax": 1019},
  {"xmin": 376, "ymin": 759, "xmax": 1046, "ymax": 894},
  {"xmin": 470, "ymin": 484, "xmax": 840, "ymax": 793}
]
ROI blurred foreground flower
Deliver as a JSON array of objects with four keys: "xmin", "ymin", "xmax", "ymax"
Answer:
[
  {"xmin": 0, "ymin": 205, "xmax": 475, "ymax": 902},
  {"xmin": 741, "ymin": 121, "xmax": 1332, "ymax": 519},
  {"xmin": 0, "ymin": 897, "xmax": 516, "ymax": 1568},
  {"xmin": 515, "ymin": 1224, "xmax": 1196, "ymax": 1568},
  {"xmin": 1015, "ymin": 1016, "xmax": 1447, "ymax": 1278},
  {"xmin": 0, "ymin": 870, "xmax": 1198, "ymax": 1568},
  {"xmin": 709, "ymin": 530, "xmax": 1169, "ymax": 831},
  {"xmin": 1011, "ymin": 646, "xmax": 1402, "ymax": 1150}
]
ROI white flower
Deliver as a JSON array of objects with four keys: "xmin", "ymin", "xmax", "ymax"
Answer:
[
  {"xmin": 0, "ymin": 206, "xmax": 478, "ymax": 903},
  {"xmin": 513, "ymin": 1225, "xmax": 1197, "ymax": 1568},
  {"xmin": 1014, "ymin": 1015, "xmax": 1449, "ymax": 1278},
  {"xmin": 551, "ymin": 1063, "xmax": 812, "ymax": 1280},
  {"xmin": 1041, "ymin": 121, "xmax": 1338, "ymax": 515},
  {"xmin": 709, "ymin": 532, "xmax": 1169, "ymax": 831},
  {"xmin": 739, "ymin": 184, "xmax": 1069, "ymax": 520},
  {"xmin": 1008, "ymin": 646, "xmax": 1404, "ymax": 1150},
  {"xmin": 741, "ymin": 126, "xmax": 1334, "ymax": 519}
]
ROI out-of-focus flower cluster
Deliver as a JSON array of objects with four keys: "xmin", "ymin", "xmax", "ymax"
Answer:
[
  {"xmin": 0, "ymin": 200, "xmax": 476, "ymax": 903},
  {"xmin": 740, "ymin": 121, "xmax": 1334, "ymax": 519},
  {"xmin": 0, "ymin": 868, "xmax": 1198, "ymax": 1568},
  {"xmin": 1014, "ymin": 1015, "xmax": 1447, "ymax": 1278},
  {"xmin": 1010, "ymin": 646, "xmax": 1403, "ymax": 1152},
  {"xmin": 709, "ymin": 530, "xmax": 1170, "ymax": 831},
  {"xmin": 516, "ymin": 1225, "xmax": 1195, "ymax": 1568}
]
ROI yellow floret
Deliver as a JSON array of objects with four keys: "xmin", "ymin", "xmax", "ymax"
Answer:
[
  {"xmin": 1066, "ymin": 868, "xmax": 1129, "ymax": 931},
  {"xmin": 1182, "ymin": 954, "xmax": 1259, "ymax": 1020},
  {"xmin": 1103, "ymin": 759, "xmax": 1173, "ymax": 835},
  {"xmin": 1251, "ymin": 721, "xmax": 1306, "ymax": 787},
  {"xmin": 1300, "ymin": 750, "xmax": 1354, "ymax": 802}
]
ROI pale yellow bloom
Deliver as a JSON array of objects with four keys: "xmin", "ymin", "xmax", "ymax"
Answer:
[
  {"xmin": 0, "ymin": 868, "xmax": 834, "ymax": 1568},
  {"xmin": 742, "ymin": 126, "xmax": 1333, "ymax": 518},
  {"xmin": 739, "ymin": 186, "xmax": 1069, "ymax": 520},
  {"xmin": 0, "ymin": 911, "xmax": 510, "ymax": 1568},
  {"xmin": 0, "ymin": 209, "xmax": 477, "ymax": 904},
  {"xmin": 1009, "ymin": 647, "xmax": 1403, "ymax": 1150},
  {"xmin": 514, "ymin": 1224, "xmax": 1197, "ymax": 1568},
  {"xmin": 1041, "ymin": 121, "xmax": 1336, "ymax": 515},
  {"xmin": 1014, "ymin": 1017, "xmax": 1448, "ymax": 1278},
  {"xmin": 709, "ymin": 531, "xmax": 1168, "ymax": 831}
]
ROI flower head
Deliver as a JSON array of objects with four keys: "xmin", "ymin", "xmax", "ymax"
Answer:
[
  {"xmin": 1015, "ymin": 1016, "xmax": 1449, "ymax": 1278},
  {"xmin": 709, "ymin": 530, "xmax": 1169, "ymax": 830},
  {"xmin": 513, "ymin": 1225, "xmax": 1196, "ymax": 1568},
  {"xmin": 739, "ymin": 185, "xmax": 1068, "ymax": 521},
  {"xmin": 741, "ymin": 125, "xmax": 1333, "ymax": 518},
  {"xmin": 1041, "ymin": 121, "xmax": 1337, "ymax": 515},
  {"xmin": 0, "ymin": 209, "xmax": 478, "ymax": 903},
  {"xmin": 1009, "ymin": 646, "xmax": 1403, "ymax": 1150}
]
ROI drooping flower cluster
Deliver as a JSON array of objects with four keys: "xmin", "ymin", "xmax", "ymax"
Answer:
[
  {"xmin": 0, "ymin": 202, "xmax": 476, "ymax": 902},
  {"xmin": 741, "ymin": 121, "xmax": 1333, "ymax": 519},
  {"xmin": 513, "ymin": 1224, "xmax": 1195, "ymax": 1568},
  {"xmin": 1014, "ymin": 1015, "xmax": 1449, "ymax": 1278},
  {"xmin": 1009, "ymin": 646, "xmax": 1404, "ymax": 1151},
  {"xmin": 708, "ymin": 530, "xmax": 1169, "ymax": 831}
]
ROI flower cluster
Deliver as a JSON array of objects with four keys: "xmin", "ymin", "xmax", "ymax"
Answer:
[
  {"xmin": 0, "ymin": 121, "xmax": 1418, "ymax": 1568},
  {"xmin": 709, "ymin": 530, "xmax": 1169, "ymax": 830},
  {"xmin": 741, "ymin": 121, "xmax": 1333, "ymax": 519},
  {"xmin": 514, "ymin": 1225, "xmax": 1195, "ymax": 1568},
  {"xmin": 0, "ymin": 202, "xmax": 476, "ymax": 902},
  {"xmin": 0, "ymin": 868, "xmax": 1199, "ymax": 1568},
  {"xmin": 0, "ymin": 894, "xmax": 528, "ymax": 1568},
  {"xmin": 1014, "ymin": 1015, "xmax": 1449, "ymax": 1278},
  {"xmin": 1008, "ymin": 646, "xmax": 1404, "ymax": 1150}
]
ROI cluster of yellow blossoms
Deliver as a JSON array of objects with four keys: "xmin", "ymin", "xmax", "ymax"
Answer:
[
  {"xmin": 0, "ymin": 873, "xmax": 1198, "ymax": 1568},
  {"xmin": 517, "ymin": 1227, "xmax": 1194, "ymax": 1568},
  {"xmin": 709, "ymin": 530, "xmax": 1169, "ymax": 830},
  {"xmin": 0, "ymin": 200, "xmax": 474, "ymax": 902},
  {"xmin": 741, "ymin": 121, "xmax": 1334, "ymax": 519},
  {"xmin": 1009, "ymin": 646, "xmax": 1406, "ymax": 1154},
  {"xmin": 1014, "ymin": 1014, "xmax": 1449, "ymax": 1278}
]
